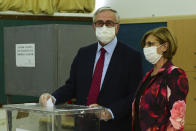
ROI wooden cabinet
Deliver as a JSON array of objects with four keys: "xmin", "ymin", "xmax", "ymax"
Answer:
[
  {"xmin": 168, "ymin": 19, "xmax": 196, "ymax": 72},
  {"xmin": 184, "ymin": 71, "xmax": 196, "ymax": 130},
  {"xmin": 168, "ymin": 19, "xmax": 196, "ymax": 130}
]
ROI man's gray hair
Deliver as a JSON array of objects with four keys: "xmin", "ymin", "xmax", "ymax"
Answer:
[{"xmin": 93, "ymin": 7, "xmax": 120, "ymax": 23}]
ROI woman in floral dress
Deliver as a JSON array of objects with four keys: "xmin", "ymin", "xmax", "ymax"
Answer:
[{"xmin": 132, "ymin": 27, "xmax": 189, "ymax": 131}]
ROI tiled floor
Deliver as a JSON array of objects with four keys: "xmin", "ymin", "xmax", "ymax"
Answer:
[{"xmin": 0, "ymin": 109, "xmax": 7, "ymax": 131}]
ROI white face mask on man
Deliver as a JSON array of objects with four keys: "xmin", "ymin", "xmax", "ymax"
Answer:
[
  {"xmin": 143, "ymin": 45, "xmax": 162, "ymax": 64},
  {"xmin": 96, "ymin": 25, "xmax": 115, "ymax": 44}
]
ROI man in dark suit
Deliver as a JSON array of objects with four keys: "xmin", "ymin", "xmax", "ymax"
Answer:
[{"xmin": 39, "ymin": 7, "xmax": 143, "ymax": 131}]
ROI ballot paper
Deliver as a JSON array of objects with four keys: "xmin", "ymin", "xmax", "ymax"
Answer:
[{"xmin": 46, "ymin": 98, "xmax": 54, "ymax": 107}]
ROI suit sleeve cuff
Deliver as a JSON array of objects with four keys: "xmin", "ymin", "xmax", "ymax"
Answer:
[{"xmin": 107, "ymin": 108, "xmax": 114, "ymax": 119}]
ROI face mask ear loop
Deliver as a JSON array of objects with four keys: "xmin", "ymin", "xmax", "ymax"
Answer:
[{"xmin": 157, "ymin": 43, "xmax": 166, "ymax": 54}]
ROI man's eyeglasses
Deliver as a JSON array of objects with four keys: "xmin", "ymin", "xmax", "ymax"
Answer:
[{"xmin": 94, "ymin": 20, "xmax": 119, "ymax": 27}]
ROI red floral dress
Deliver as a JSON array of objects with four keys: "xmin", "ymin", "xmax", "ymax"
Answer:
[{"xmin": 132, "ymin": 61, "xmax": 189, "ymax": 131}]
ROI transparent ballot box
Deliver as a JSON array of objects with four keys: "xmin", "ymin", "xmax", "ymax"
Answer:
[{"xmin": 3, "ymin": 103, "xmax": 104, "ymax": 131}]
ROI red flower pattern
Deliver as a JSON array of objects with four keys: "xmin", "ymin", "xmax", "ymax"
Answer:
[{"xmin": 132, "ymin": 61, "xmax": 189, "ymax": 131}]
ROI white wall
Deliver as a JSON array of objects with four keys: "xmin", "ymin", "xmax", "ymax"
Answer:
[{"xmin": 95, "ymin": 0, "xmax": 196, "ymax": 19}]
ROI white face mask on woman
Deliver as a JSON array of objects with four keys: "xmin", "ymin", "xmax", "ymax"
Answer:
[
  {"xmin": 96, "ymin": 25, "xmax": 115, "ymax": 44},
  {"xmin": 143, "ymin": 45, "xmax": 162, "ymax": 64}
]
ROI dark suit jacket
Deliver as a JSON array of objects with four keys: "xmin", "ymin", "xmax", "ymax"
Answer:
[{"xmin": 52, "ymin": 41, "xmax": 143, "ymax": 131}]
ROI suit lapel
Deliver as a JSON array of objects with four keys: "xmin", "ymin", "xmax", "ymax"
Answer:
[{"xmin": 86, "ymin": 43, "xmax": 98, "ymax": 90}]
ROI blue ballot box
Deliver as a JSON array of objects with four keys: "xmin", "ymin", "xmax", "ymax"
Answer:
[{"xmin": 3, "ymin": 103, "xmax": 104, "ymax": 131}]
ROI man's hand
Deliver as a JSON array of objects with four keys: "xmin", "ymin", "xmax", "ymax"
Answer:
[
  {"xmin": 39, "ymin": 93, "xmax": 53, "ymax": 106},
  {"xmin": 89, "ymin": 104, "xmax": 112, "ymax": 122}
]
